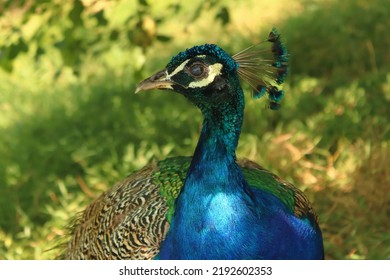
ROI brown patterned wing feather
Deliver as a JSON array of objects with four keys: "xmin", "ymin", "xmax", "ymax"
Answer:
[{"xmin": 64, "ymin": 162, "xmax": 171, "ymax": 260}]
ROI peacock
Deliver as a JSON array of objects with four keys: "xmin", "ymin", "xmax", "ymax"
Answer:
[{"xmin": 64, "ymin": 28, "xmax": 324, "ymax": 260}]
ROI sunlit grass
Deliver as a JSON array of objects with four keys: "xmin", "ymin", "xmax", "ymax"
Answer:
[{"xmin": 0, "ymin": 0, "xmax": 389, "ymax": 259}]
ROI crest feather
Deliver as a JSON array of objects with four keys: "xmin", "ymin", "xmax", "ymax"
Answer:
[{"xmin": 232, "ymin": 28, "xmax": 288, "ymax": 110}]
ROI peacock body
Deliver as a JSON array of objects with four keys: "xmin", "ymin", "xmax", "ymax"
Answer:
[{"xmin": 64, "ymin": 29, "xmax": 324, "ymax": 260}]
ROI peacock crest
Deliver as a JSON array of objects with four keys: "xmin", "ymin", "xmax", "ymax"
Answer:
[{"xmin": 233, "ymin": 28, "xmax": 288, "ymax": 110}]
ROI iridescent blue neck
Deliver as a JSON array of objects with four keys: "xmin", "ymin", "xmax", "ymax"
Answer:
[
  {"xmin": 182, "ymin": 100, "xmax": 244, "ymax": 198},
  {"xmin": 158, "ymin": 80, "xmax": 255, "ymax": 259},
  {"xmin": 193, "ymin": 99, "xmax": 243, "ymax": 164}
]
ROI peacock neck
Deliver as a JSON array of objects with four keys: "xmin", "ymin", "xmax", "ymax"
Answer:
[
  {"xmin": 186, "ymin": 86, "xmax": 246, "ymax": 192},
  {"xmin": 194, "ymin": 106, "xmax": 242, "ymax": 164},
  {"xmin": 158, "ymin": 84, "xmax": 257, "ymax": 259}
]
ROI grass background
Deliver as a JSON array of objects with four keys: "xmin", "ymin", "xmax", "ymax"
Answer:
[{"xmin": 0, "ymin": 0, "xmax": 389, "ymax": 259}]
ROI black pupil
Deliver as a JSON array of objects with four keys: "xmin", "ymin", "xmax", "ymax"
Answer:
[{"xmin": 190, "ymin": 64, "xmax": 204, "ymax": 76}]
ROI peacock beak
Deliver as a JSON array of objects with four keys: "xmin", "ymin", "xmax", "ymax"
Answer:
[{"xmin": 135, "ymin": 69, "xmax": 174, "ymax": 93}]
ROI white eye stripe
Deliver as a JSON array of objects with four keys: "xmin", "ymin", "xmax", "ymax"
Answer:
[
  {"xmin": 188, "ymin": 63, "xmax": 223, "ymax": 89},
  {"xmin": 166, "ymin": 59, "xmax": 190, "ymax": 79}
]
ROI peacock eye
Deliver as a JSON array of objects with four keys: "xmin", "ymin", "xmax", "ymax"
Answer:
[{"xmin": 189, "ymin": 63, "xmax": 206, "ymax": 77}]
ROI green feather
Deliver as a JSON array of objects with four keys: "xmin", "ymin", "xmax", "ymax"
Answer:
[
  {"xmin": 240, "ymin": 166, "xmax": 295, "ymax": 213},
  {"xmin": 152, "ymin": 157, "xmax": 190, "ymax": 222},
  {"xmin": 152, "ymin": 157, "xmax": 304, "ymax": 220}
]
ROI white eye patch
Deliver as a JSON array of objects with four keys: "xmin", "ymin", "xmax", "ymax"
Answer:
[
  {"xmin": 166, "ymin": 55, "xmax": 223, "ymax": 89},
  {"xmin": 188, "ymin": 63, "xmax": 223, "ymax": 89}
]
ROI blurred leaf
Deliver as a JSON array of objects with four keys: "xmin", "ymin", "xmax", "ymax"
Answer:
[
  {"xmin": 156, "ymin": 34, "xmax": 172, "ymax": 42},
  {"xmin": 138, "ymin": 0, "xmax": 149, "ymax": 7},
  {"xmin": 168, "ymin": 3, "xmax": 181, "ymax": 14},
  {"xmin": 21, "ymin": 14, "xmax": 43, "ymax": 41},
  {"xmin": 215, "ymin": 6, "xmax": 230, "ymax": 26}
]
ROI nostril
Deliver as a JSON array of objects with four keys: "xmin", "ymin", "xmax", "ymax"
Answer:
[{"xmin": 151, "ymin": 70, "xmax": 166, "ymax": 81}]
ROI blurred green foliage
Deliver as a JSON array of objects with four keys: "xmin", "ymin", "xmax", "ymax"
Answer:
[
  {"xmin": 0, "ymin": 0, "xmax": 389, "ymax": 259},
  {"xmin": 285, "ymin": 0, "xmax": 390, "ymax": 83}
]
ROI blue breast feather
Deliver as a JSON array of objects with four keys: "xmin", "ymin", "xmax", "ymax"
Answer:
[{"xmin": 157, "ymin": 158, "xmax": 323, "ymax": 260}]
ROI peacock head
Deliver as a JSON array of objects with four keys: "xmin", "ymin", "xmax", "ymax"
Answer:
[{"xmin": 136, "ymin": 28, "xmax": 288, "ymax": 110}]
